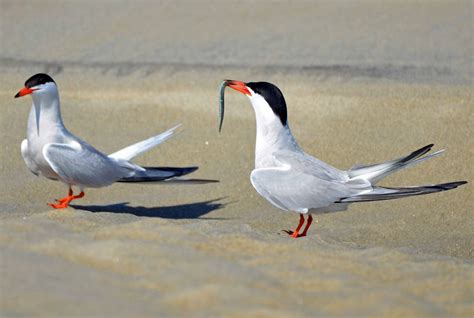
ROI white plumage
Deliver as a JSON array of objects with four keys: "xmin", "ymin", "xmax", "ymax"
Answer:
[
  {"xmin": 17, "ymin": 74, "xmax": 197, "ymax": 208},
  {"xmin": 222, "ymin": 80, "xmax": 466, "ymax": 238}
]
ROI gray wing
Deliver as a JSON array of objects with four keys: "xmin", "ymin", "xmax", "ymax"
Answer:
[
  {"xmin": 42, "ymin": 142, "xmax": 136, "ymax": 188},
  {"xmin": 250, "ymin": 165, "xmax": 360, "ymax": 213},
  {"xmin": 21, "ymin": 139, "xmax": 39, "ymax": 176},
  {"xmin": 273, "ymin": 149, "xmax": 348, "ymax": 182},
  {"xmin": 251, "ymin": 150, "xmax": 371, "ymax": 212}
]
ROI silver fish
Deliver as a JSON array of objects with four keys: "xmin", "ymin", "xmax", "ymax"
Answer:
[{"xmin": 218, "ymin": 80, "xmax": 229, "ymax": 132}]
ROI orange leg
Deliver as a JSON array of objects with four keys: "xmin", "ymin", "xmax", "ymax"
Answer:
[
  {"xmin": 48, "ymin": 190, "xmax": 85, "ymax": 209},
  {"xmin": 283, "ymin": 214, "xmax": 305, "ymax": 238},
  {"xmin": 299, "ymin": 214, "xmax": 313, "ymax": 237}
]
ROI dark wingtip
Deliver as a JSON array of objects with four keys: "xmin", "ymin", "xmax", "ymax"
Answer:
[
  {"xmin": 421, "ymin": 144, "xmax": 434, "ymax": 152},
  {"xmin": 425, "ymin": 144, "xmax": 434, "ymax": 151},
  {"xmin": 174, "ymin": 166, "xmax": 199, "ymax": 176},
  {"xmin": 433, "ymin": 181, "xmax": 468, "ymax": 190},
  {"xmin": 449, "ymin": 180, "xmax": 468, "ymax": 187},
  {"xmin": 401, "ymin": 144, "xmax": 435, "ymax": 163},
  {"xmin": 171, "ymin": 178, "xmax": 220, "ymax": 183},
  {"xmin": 142, "ymin": 165, "xmax": 199, "ymax": 174},
  {"xmin": 117, "ymin": 166, "xmax": 200, "ymax": 183}
]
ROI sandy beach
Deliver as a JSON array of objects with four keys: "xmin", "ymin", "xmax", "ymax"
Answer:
[{"xmin": 1, "ymin": 1, "xmax": 473, "ymax": 317}]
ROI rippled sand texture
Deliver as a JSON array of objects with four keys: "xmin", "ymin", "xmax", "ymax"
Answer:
[{"xmin": 1, "ymin": 1, "xmax": 473, "ymax": 317}]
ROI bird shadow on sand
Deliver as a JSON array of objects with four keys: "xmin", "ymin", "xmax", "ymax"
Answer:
[{"xmin": 70, "ymin": 198, "xmax": 227, "ymax": 219}]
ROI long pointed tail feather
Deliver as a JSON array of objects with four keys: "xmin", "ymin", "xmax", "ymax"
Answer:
[
  {"xmin": 337, "ymin": 181, "xmax": 467, "ymax": 203},
  {"xmin": 160, "ymin": 178, "xmax": 219, "ymax": 184},
  {"xmin": 117, "ymin": 166, "xmax": 198, "ymax": 183},
  {"xmin": 109, "ymin": 124, "xmax": 180, "ymax": 161},
  {"xmin": 348, "ymin": 144, "xmax": 445, "ymax": 184}
]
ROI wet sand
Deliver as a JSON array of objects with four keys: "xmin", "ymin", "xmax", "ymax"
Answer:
[{"xmin": 1, "ymin": 1, "xmax": 473, "ymax": 317}]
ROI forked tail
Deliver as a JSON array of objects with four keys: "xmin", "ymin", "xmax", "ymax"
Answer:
[
  {"xmin": 348, "ymin": 144, "xmax": 445, "ymax": 184},
  {"xmin": 338, "ymin": 181, "xmax": 467, "ymax": 203},
  {"xmin": 109, "ymin": 125, "xmax": 180, "ymax": 161}
]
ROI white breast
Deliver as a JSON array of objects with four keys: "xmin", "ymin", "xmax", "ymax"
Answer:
[
  {"xmin": 248, "ymin": 93, "xmax": 300, "ymax": 169},
  {"xmin": 26, "ymin": 100, "xmax": 67, "ymax": 180}
]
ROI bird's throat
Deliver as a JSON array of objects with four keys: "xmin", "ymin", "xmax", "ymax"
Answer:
[{"xmin": 29, "ymin": 98, "xmax": 65, "ymax": 138}]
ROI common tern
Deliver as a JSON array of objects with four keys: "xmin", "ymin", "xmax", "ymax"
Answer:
[
  {"xmin": 16, "ymin": 73, "xmax": 199, "ymax": 209},
  {"xmin": 221, "ymin": 80, "xmax": 467, "ymax": 238}
]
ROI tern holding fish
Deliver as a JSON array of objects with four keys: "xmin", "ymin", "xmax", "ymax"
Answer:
[
  {"xmin": 16, "ymin": 73, "xmax": 201, "ymax": 209},
  {"xmin": 219, "ymin": 80, "xmax": 467, "ymax": 238}
]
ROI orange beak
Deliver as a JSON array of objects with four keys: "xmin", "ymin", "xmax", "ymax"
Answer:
[
  {"xmin": 14, "ymin": 87, "xmax": 36, "ymax": 98},
  {"xmin": 226, "ymin": 80, "xmax": 251, "ymax": 96}
]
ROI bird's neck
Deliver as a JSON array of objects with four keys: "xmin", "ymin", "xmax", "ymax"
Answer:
[
  {"xmin": 28, "ymin": 93, "xmax": 65, "ymax": 137},
  {"xmin": 249, "ymin": 94, "xmax": 299, "ymax": 168},
  {"xmin": 254, "ymin": 118, "xmax": 299, "ymax": 168}
]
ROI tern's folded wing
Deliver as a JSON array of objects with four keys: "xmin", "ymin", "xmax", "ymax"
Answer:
[
  {"xmin": 43, "ymin": 142, "xmax": 133, "ymax": 188},
  {"xmin": 250, "ymin": 165, "xmax": 355, "ymax": 212},
  {"xmin": 272, "ymin": 149, "xmax": 347, "ymax": 182}
]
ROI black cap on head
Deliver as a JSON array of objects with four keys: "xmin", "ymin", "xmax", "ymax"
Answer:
[
  {"xmin": 246, "ymin": 81, "xmax": 287, "ymax": 126},
  {"xmin": 24, "ymin": 73, "xmax": 55, "ymax": 88}
]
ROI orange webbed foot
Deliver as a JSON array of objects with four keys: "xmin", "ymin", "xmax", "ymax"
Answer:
[
  {"xmin": 47, "ymin": 190, "xmax": 84, "ymax": 210},
  {"xmin": 283, "ymin": 214, "xmax": 313, "ymax": 239},
  {"xmin": 55, "ymin": 197, "xmax": 70, "ymax": 204},
  {"xmin": 282, "ymin": 230, "xmax": 306, "ymax": 238},
  {"xmin": 47, "ymin": 201, "xmax": 70, "ymax": 209}
]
